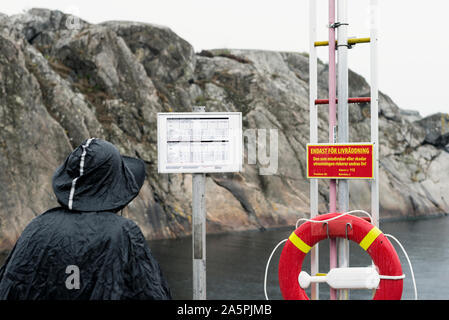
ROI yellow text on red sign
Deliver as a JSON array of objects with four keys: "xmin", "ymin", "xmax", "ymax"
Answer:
[{"xmin": 307, "ymin": 143, "xmax": 374, "ymax": 179}]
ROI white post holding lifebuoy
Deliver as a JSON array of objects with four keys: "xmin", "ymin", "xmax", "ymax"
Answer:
[
  {"xmin": 308, "ymin": 0, "xmax": 319, "ymax": 301},
  {"xmin": 370, "ymin": 0, "xmax": 379, "ymax": 228}
]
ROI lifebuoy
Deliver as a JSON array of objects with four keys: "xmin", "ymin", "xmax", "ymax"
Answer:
[{"xmin": 278, "ymin": 213, "xmax": 403, "ymax": 300}]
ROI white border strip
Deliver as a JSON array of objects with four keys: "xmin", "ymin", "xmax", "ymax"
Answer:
[{"xmin": 68, "ymin": 138, "xmax": 95, "ymax": 210}]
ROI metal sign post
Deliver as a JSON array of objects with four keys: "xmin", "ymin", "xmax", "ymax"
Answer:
[
  {"xmin": 192, "ymin": 105, "xmax": 207, "ymax": 300},
  {"xmin": 157, "ymin": 107, "xmax": 242, "ymax": 300}
]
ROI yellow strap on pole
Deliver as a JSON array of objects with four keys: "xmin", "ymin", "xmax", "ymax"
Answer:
[
  {"xmin": 314, "ymin": 40, "xmax": 331, "ymax": 47},
  {"xmin": 348, "ymin": 37, "xmax": 371, "ymax": 45},
  {"xmin": 314, "ymin": 37, "xmax": 371, "ymax": 47}
]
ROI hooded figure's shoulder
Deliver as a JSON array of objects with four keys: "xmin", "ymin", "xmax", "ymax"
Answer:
[
  {"xmin": 18, "ymin": 207, "xmax": 143, "ymax": 248},
  {"xmin": 31, "ymin": 207, "xmax": 130, "ymax": 226},
  {"xmin": 0, "ymin": 138, "xmax": 172, "ymax": 300},
  {"xmin": 0, "ymin": 207, "xmax": 171, "ymax": 300}
]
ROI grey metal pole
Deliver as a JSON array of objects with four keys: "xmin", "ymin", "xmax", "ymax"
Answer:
[
  {"xmin": 337, "ymin": 0, "xmax": 349, "ymax": 300},
  {"xmin": 192, "ymin": 105, "xmax": 206, "ymax": 300}
]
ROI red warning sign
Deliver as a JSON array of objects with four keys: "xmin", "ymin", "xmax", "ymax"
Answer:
[{"xmin": 307, "ymin": 143, "xmax": 374, "ymax": 179}]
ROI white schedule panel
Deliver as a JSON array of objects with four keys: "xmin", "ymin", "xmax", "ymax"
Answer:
[{"xmin": 157, "ymin": 112, "xmax": 242, "ymax": 173}]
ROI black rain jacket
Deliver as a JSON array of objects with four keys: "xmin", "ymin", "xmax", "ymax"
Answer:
[{"xmin": 0, "ymin": 139, "xmax": 171, "ymax": 300}]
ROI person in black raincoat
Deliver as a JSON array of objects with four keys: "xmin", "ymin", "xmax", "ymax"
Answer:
[{"xmin": 0, "ymin": 138, "xmax": 172, "ymax": 300}]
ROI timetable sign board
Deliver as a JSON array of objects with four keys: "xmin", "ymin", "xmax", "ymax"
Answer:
[{"xmin": 157, "ymin": 112, "xmax": 242, "ymax": 173}]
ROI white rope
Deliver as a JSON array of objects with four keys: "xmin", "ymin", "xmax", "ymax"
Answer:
[
  {"xmin": 379, "ymin": 274, "xmax": 405, "ymax": 280},
  {"xmin": 264, "ymin": 210, "xmax": 418, "ymax": 300},
  {"xmin": 264, "ymin": 239, "xmax": 287, "ymax": 300},
  {"xmin": 385, "ymin": 233, "xmax": 418, "ymax": 300},
  {"xmin": 295, "ymin": 209, "xmax": 373, "ymax": 229}
]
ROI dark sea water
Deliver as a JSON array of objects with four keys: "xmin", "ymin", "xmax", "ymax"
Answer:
[
  {"xmin": 148, "ymin": 215, "xmax": 449, "ymax": 300},
  {"xmin": 0, "ymin": 215, "xmax": 447, "ymax": 300}
]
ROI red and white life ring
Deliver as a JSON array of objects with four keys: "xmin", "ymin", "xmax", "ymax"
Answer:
[{"xmin": 278, "ymin": 213, "xmax": 403, "ymax": 300}]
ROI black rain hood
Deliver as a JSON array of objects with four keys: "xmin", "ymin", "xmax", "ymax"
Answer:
[
  {"xmin": 0, "ymin": 139, "xmax": 172, "ymax": 300},
  {"xmin": 52, "ymin": 138, "xmax": 145, "ymax": 212}
]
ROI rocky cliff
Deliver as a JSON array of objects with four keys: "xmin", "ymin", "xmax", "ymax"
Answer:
[{"xmin": 0, "ymin": 8, "xmax": 447, "ymax": 251}]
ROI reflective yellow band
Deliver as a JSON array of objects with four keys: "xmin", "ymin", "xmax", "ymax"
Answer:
[
  {"xmin": 289, "ymin": 232, "xmax": 311, "ymax": 254},
  {"xmin": 359, "ymin": 226, "xmax": 382, "ymax": 251}
]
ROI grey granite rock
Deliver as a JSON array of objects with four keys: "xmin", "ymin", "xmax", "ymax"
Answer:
[{"xmin": 0, "ymin": 8, "xmax": 447, "ymax": 251}]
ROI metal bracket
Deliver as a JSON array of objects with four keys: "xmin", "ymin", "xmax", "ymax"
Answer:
[
  {"xmin": 329, "ymin": 22, "xmax": 349, "ymax": 29},
  {"xmin": 322, "ymin": 222, "xmax": 330, "ymax": 239},
  {"xmin": 336, "ymin": 43, "xmax": 353, "ymax": 50},
  {"xmin": 345, "ymin": 223, "xmax": 353, "ymax": 240}
]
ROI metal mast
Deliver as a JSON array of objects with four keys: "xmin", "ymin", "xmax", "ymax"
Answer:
[
  {"xmin": 328, "ymin": 0, "xmax": 338, "ymax": 301},
  {"xmin": 308, "ymin": 0, "xmax": 379, "ymax": 300},
  {"xmin": 337, "ymin": 0, "xmax": 349, "ymax": 300}
]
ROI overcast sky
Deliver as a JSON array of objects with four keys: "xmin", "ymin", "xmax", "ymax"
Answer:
[{"xmin": 3, "ymin": 0, "xmax": 448, "ymax": 117}]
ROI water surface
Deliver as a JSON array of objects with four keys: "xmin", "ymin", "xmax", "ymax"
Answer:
[
  {"xmin": 0, "ymin": 215, "xmax": 446, "ymax": 300},
  {"xmin": 149, "ymin": 215, "xmax": 449, "ymax": 300}
]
